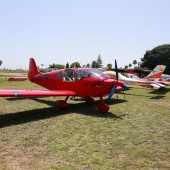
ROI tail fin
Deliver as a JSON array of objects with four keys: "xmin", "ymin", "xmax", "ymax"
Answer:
[
  {"xmin": 146, "ymin": 65, "xmax": 166, "ymax": 79},
  {"xmin": 28, "ymin": 58, "xmax": 41, "ymax": 78}
]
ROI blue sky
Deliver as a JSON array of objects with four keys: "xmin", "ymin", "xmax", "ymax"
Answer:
[{"xmin": 0, "ymin": 0, "xmax": 170, "ymax": 69}]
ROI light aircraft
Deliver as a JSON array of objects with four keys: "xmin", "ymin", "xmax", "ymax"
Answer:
[
  {"xmin": 126, "ymin": 69, "xmax": 170, "ymax": 86},
  {"xmin": 159, "ymin": 74, "xmax": 170, "ymax": 85},
  {"xmin": 104, "ymin": 65, "xmax": 166, "ymax": 90},
  {"xmin": 0, "ymin": 58, "xmax": 128, "ymax": 112}
]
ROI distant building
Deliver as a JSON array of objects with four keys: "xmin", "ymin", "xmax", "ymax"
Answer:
[{"xmin": 138, "ymin": 62, "xmax": 142, "ymax": 68}]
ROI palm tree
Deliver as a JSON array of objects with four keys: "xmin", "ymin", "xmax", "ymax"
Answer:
[
  {"xmin": 133, "ymin": 60, "xmax": 137, "ymax": 69},
  {"xmin": 129, "ymin": 63, "xmax": 132, "ymax": 68},
  {"xmin": 125, "ymin": 65, "xmax": 128, "ymax": 69},
  {"xmin": 0, "ymin": 60, "xmax": 2, "ymax": 66}
]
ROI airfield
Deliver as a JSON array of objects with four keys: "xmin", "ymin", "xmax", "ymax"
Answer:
[{"xmin": 0, "ymin": 73, "xmax": 170, "ymax": 169}]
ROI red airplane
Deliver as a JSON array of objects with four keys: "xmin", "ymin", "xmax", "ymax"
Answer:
[{"xmin": 0, "ymin": 58, "xmax": 128, "ymax": 112}]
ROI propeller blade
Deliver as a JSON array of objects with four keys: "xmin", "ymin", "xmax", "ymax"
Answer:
[
  {"xmin": 106, "ymin": 86, "xmax": 117, "ymax": 103},
  {"xmin": 115, "ymin": 60, "xmax": 118, "ymax": 81},
  {"xmin": 121, "ymin": 84, "xmax": 129, "ymax": 90},
  {"xmin": 106, "ymin": 60, "xmax": 129, "ymax": 103}
]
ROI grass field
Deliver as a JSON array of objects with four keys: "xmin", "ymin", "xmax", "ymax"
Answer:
[{"xmin": 0, "ymin": 77, "xmax": 170, "ymax": 170}]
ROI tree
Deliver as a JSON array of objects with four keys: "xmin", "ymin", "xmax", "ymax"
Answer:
[
  {"xmin": 107, "ymin": 63, "xmax": 112, "ymax": 69},
  {"xmin": 133, "ymin": 60, "xmax": 137, "ymax": 68},
  {"xmin": 129, "ymin": 63, "xmax": 132, "ymax": 68},
  {"xmin": 0, "ymin": 60, "xmax": 2, "ymax": 66},
  {"xmin": 49, "ymin": 63, "xmax": 64, "ymax": 69},
  {"xmin": 125, "ymin": 65, "xmax": 128, "ymax": 69},
  {"xmin": 66, "ymin": 62, "xmax": 69, "ymax": 68},
  {"xmin": 97, "ymin": 54, "xmax": 103, "ymax": 67},
  {"xmin": 86, "ymin": 63, "xmax": 90, "ymax": 68},
  {"xmin": 141, "ymin": 44, "xmax": 170, "ymax": 74},
  {"xmin": 91, "ymin": 60, "xmax": 99, "ymax": 68},
  {"xmin": 70, "ymin": 62, "xmax": 81, "ymax": 68}
]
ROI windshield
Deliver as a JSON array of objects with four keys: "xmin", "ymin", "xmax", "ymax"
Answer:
[{"xmin": 76, "ymin": 69, "xmax": 110, "ymax": 80}]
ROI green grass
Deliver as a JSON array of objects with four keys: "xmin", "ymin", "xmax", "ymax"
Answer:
[{"xmin": 0, "ymin": 78, "xmax": 170, "ymax": 170}]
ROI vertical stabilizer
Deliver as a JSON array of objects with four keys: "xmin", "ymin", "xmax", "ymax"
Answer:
[
  {"xmin": 28, "ymin": 58, "xmax": 41, "ymax": 78},
  {"xmin": 146, "ymin": 65, "xmax": 166, "ymax": 79}
]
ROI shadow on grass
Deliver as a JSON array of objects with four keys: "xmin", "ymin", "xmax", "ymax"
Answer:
[
  {"xmin": 125, "ymin": 88, "xmax": 168, "ymax": 98},
  {"xmin": 149, "ymin": 95, "xmax": 166, "ymax": 99},
  {"xmin": 148, "ymin": 88, "xmax": 169, "ymax": 95},
  {"xmin": 0, "ymin": 98, "xmax": 127, "ymax": 128}
]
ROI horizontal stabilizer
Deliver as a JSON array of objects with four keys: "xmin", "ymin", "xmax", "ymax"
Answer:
[{"xmin": 8, "ymin": 77, "xmax": 28, "ymax": 81}]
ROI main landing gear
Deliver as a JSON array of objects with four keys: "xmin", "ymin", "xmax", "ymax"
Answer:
[
  {"xmin": 56, "ymin": 96, "xmax": 109, "ymax": 112},
  {"xmin": 96, "ymin": 97, "xmax": 109, "ymax": 112},
  {"xmin": 85, "ymin": 97, "xmax": 109, "ymax": 112},
  {"xmin": 56, "ymin": 96, "xmax": 69, "ymax": 109}
]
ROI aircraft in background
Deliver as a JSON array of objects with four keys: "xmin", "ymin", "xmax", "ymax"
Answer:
[
  {"xmin": 0, "ymin": 58, "xmax": 128, "ymax": 112},
  {"xmin": 126, "ymin": 69, "xmax": 170, "ymax": 86},
  {"xmin": 159, "ymin": 74, "xmax": 170, "ymax": 85},
  {"xmin": 104, "ymin": 65, "xmax": 166, "ymax": 90}
]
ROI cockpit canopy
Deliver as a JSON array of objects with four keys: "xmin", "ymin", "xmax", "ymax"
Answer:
[
  {"xmin": 63, "ymin": 68, "xmax": 110, "ymax": 82},
  {"xmin": 76, "ymin": 69, "xmax": 110, "ymax": 80}
]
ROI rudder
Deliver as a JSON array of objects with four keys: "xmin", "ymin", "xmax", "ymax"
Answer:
[
  {"xmin": 146, "ymin": 65, "xmax": 166, "ymax": 79},
  {"xmin": 28, "ymin": 58, "xmax": 41, "ymax": 78}
]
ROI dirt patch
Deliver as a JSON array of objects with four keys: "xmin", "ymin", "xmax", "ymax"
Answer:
[{"xmin": 151, "ymin": 102, "xmax": 170, "ymax": 107}]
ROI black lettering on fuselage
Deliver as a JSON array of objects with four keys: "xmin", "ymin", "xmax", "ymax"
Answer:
[{"xmin": 38, "ymin": 74, "xmax": 49, "ymax": 79}]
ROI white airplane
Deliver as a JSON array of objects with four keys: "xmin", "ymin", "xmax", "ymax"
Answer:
[
  {"xmin": 104, "ymin": 65, "xmax": 166, "ymax": 90},
  {"xmin": 126, "ymin": 70, "xmax": 170, "ymax": 86},
  {"xmin": 156, "ymin": 74, "xmax": 170, "ymax": 85}
]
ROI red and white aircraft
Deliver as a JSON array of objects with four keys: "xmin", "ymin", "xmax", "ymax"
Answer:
[
  {"xmin": 126, "ymin": 67, "xmax": 170, "ymax": 86},
  {"xmin": 159, "ymin": 74, "xmax": 170, "ymax": 85},
  {"xmin": 0, "ymin": 58, "xmax": 128, "ymax": 112},
  {"xmin": 104, "ymin": 65, "xmax": 166, "ymax": 90}
]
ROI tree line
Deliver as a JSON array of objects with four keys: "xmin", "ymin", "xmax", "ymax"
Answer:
[
  {"xmin": 1, "ymin": 44, "xmax": 170, "ymax": 74},
  {"xmin": 48, "ymin": 54, "xmax": 103, "ymax": 69}
]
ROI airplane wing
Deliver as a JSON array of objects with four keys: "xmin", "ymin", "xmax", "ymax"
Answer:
[{"xmin": 0, "ymin": 89, "xmax": 77, "ymax": 97}]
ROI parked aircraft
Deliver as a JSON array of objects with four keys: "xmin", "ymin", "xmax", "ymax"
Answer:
[
  {"xmin": 126, "ymin": 69, "xmax": 170, "ymax": 86},
  {"xmin": 104, "ymin": 65, "xmax": 166, "ymax": 90},
  {"xmin": 0, "ymin": 58, "xmax": 128, "ymax": 112},
  {"xmin": 159, "ymin": 74, "xmax": 170, "ymax": 85}
]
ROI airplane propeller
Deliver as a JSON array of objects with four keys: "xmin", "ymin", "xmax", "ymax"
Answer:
[
  {"xmin": 106, "ymin": 60, "xmax": 129, "ymax": 103},
  {"xmin": 115, "ymin": 59, "xmax": 118, "ymax": 81}
]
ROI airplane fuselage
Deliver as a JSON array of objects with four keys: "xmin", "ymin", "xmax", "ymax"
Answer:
[
  {"xmin": 104, "ymin": 71, "xmax": 165, "ymax": 89},
  {"xmin": 29, "ymin": 68, "xmax": 116, "ymax": 97}
]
